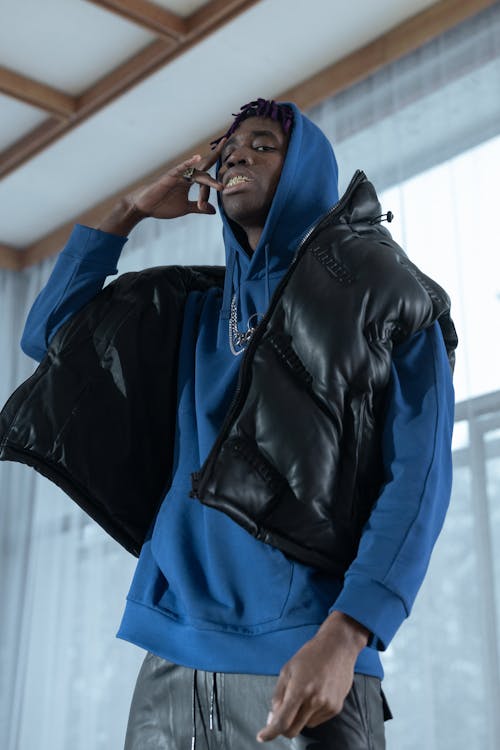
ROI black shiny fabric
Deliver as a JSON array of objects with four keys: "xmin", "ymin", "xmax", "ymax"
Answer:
[
  {"xmin": 0, "ymin": 173, "xmax": 457, "ymax": 573},
  {"xmin": 0, "ymin": 265, "xmax": 225, "ymax": 557},
  {"xmin": 124, "ymin": 654, "xmax": 389, "ymax": 750},
  {"xmin": 192, "ymin": 172, "xmax": 457, "ymax": 574}
]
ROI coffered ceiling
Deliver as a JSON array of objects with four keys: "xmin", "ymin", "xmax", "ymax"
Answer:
[{"xmin": 0, "ymin": 0, "xmax": 494, "ymax": 268}]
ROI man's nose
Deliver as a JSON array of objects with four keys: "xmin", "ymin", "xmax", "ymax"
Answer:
[{"xmin": 226, "ymin": 147, "xmax": 252, "ymax": 167}]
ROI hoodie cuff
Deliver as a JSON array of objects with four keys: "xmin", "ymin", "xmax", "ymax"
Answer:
[
  {"xmin": 61, "ymin": 224, "xmax": 127, "ymax": 270},
  {"xmin": 329, "ymin": 575, "xmax": 408, "ymax": 651}
]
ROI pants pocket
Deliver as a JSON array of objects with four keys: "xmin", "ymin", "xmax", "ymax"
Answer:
[{"xmin": 298, "ymin": 675, "xmax": 386, "ymax": 750}]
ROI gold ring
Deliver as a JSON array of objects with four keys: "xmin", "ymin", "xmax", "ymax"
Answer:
[{"xmin": 182, "ymin": 166, "xmax": 196, "ymax": 181}]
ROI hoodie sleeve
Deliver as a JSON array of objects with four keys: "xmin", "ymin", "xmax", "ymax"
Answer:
[
  {"xmin": 21, "ymin": 224, "xmax": 126, "ymax": 362},
  {"xmin": 331, "ymin": 321, "xmax": 454, "ymax": 650}
]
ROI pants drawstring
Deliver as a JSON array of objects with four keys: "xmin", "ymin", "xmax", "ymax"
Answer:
[
  {"xmin": 191, "ymin": 669, "xmax": 198, "ymax": 750},
  {"xmin": 192, "ymin": 669, "xmax": 221, "ymax": 750},
  {"xmin": 209, "ymin": 672, "xmax": 222, "ymax": 731}
]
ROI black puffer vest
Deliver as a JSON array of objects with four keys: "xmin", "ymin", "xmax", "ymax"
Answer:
[{"xmin": 0, "ymin": 172, "xmax": 457, "ymax": 575}]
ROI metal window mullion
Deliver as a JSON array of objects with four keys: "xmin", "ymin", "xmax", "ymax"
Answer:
[{"xmin": 469, "ymin": 419, "xmax": 500, "ymax": 750}]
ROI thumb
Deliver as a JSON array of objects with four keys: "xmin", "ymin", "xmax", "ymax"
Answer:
[{"xmin": 187, "ymin": 201, "xmax": 216, "ymax": 215}]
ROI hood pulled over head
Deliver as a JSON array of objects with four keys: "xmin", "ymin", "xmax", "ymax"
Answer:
[{"xmin": 217, "ymin": 101, "xmax": 339, "ymax": 338}]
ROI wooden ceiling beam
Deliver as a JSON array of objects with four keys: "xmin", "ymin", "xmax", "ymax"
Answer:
[
  {"xmin": 2, "ymin": 0, "xmax": 497, "ymax": 270},
  {"xmin": 76, "ymin": 38, "xmax": 175, "ymax": 115},
  {"xmin": 0, "ymin": 118, "xmax": 68, "ymax": 179},
  {"xmin": 86, "ymin": 0, "xmax": 261, "ymax": 40},
  {"xmin": 0, "ymin": 41, "xmax": 175, "ymax": 181},
  {"xmin": 187, "ymin": 0, "xmax": 261, "ymax": 35},
  {"xmin": 279, "ymin": 0, "xmax": 499, "ymax": 111},
  {"xmin": 0, "ymin": 244, "xmax": 23, "ymax": 272},
  {"xmin": 0, "ymin": 0, "xmax": 262, "ymax": 182},
  {"xmin": 0, "ymin": 66, "xmax": 77, "ymax": 119},
  {"xmin": 85, "ymin": 0, "xmax": 187, "ymax": 40}
]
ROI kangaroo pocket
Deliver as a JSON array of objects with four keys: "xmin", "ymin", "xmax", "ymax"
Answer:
[{"xmin": 149, "ymin": 486, "xmax": 295, "ymax": 632}]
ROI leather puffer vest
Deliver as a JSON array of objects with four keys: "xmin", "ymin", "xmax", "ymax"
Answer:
[{"xmin": 0, "ymin": 172, "xmax": 457, "ymax": 575}]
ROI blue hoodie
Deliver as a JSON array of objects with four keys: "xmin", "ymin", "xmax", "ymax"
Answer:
[{"xmin": 20, "ymin": 104, "xmax": 454, "ymax": 678}]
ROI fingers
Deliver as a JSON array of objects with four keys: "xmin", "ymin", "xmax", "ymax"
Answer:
[
  {"xmin": 201, "ymin": 137, "xmax": 227, "ymax": 170},
  {"xmin": 256, "ymin": 669, "xmax": 346, "ymax": 742},
  {"xmin": 282, "ymin": 697, "xmax": 339, "ymax": 736},
  {"xmin": 169, "ymin": 144, "xmax": 225, "ymax": 192},
  {"xmin": 185, "ymin": 148, "xmax": 224, "ymax": 214},
  {"xmin": 271, "ymin": 673, "xmax": 287, "ymax": 712},
  {"xmin": 172, "ymin": 159, "xmax": 223, "ymax": 192},
  {"xmin": 175, "ymin": 154, "xmax": 203, "ymax": 171},
  {"xmin": 197, "ymin": 182, "xmax": 211, "ymax": 212},
  {"xmin": 257, "ymin": 694, "xmax": 333, "ymax": 742},
  {"xmin": 257, "ymin": 682, "xmax": 302, "ymax": 743},
  {"xmin": 186, "ymin": 200, "xmax": 216, "ymax": 216},
  {"xmin": 304, "ymin": 707, "xmax": 335, "ymax": 728},
  {"xmin": 280, "ymin": 703, "xmax": 315, "ymax": 739},
  {"xmin": 169, "ymin": 154, "xmax": 202, "ymax": 182},
  {"xmin": 192, "ymin": 170, "xmax": 224, "ymax": 192},
  {"xmin": 190, "ymin": 137, "xmax": 227, "ymax": 188},
  {"xmin": 257, "ymin": 704, "xmax": 301, "ymax": 742}
]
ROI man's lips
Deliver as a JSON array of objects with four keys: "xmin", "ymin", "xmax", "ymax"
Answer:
[
  {"xmin": 223, "ymin": 175, "xmax": 254, "ymax": 193},
  {"xmin": 222, "ymin": 168, "xmax": 254, "ymax": 189}
]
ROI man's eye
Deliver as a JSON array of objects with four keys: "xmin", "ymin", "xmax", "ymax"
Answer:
[{"xmin": 255, "ymin": 145, "xmax": 274, "ymax": 151}]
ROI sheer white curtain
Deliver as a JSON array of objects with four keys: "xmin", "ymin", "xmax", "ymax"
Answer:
[
  {"xmin": 2, "ymin": 4, "xmax": 500, "ymax": 748},
  {"xmin": 0, "ymin": 216, "xmax": 225, "ymax": 750},
  {"xmin": 0, "ymin": 261, "xmax": 144, "ymax": 750},
  {"xmin": 307, "ymin": 6, "xmax": 500, "ymax": 749}
]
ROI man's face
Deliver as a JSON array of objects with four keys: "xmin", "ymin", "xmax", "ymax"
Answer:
[{"xmin": 218, "ymin": 116, "xmax": 289, "ymax": 235}]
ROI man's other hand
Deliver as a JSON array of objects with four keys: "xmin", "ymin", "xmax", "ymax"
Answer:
[{"xmin": 256, "ymin": 611, "xmax": 369, "ymax": 743}]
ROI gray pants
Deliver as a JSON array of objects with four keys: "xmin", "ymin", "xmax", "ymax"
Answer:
[{"xmin": 124, "ymin": 653, "xmax": 389, "ymax": 750}]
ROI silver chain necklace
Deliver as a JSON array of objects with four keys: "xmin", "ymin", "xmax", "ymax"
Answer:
[{"xmin": 229, "ymin": 294, "xmax": 262, "ymax": 356}]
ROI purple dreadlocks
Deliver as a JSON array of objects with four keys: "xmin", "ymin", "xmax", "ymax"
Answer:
[{"xmin": 211, "ymin": 98, "xmax": 294, "ymax": 148}]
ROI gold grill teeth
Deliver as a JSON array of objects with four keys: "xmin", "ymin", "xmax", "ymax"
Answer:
[{"xmin": 227, "ymin": 176, "xmax": 250, "ymax": 186}]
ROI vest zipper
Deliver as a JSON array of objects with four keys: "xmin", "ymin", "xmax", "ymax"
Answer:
[{"xmin": 190, "ymin": 170, "xmax": 366, "ymax": 500}]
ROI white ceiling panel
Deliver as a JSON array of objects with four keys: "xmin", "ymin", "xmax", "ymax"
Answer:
[
  {"xmin": 0, "ymin": 0, "xmax": 441, "ymax": 247},
  {"xmin": 0, "ymin": 95, "xmax": 47, "ymax": 151},
  {"xmin": 153, "ymin": 0, "xmax": 210, "ymax": 15},
  {"xmin": 0, "ymin": 0, "xmax": 154, "ymax": 95}
]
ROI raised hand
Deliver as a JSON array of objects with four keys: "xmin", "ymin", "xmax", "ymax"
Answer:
[{"xmin": 98, "ymin": 138, "xmax": 226, "ymax": 236}]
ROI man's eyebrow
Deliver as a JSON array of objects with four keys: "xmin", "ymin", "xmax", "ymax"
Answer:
[
  {"xmin": 249, "ymin": 129, "xmax": 280, "ymax": 139},
  {"xmin": 223, "ymin": 129, "xmax": 281, "ymax": 150}
]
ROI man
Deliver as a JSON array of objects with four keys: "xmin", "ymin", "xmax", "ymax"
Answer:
[{"xmin": 3, "ymin": 99, "xmax": 456, "ymax": 749}]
